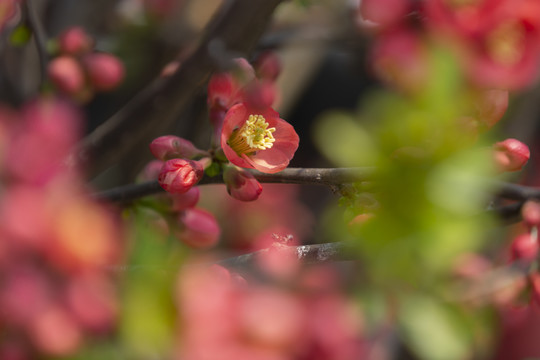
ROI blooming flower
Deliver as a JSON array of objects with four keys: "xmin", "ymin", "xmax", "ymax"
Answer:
[{"xmin": 221, "ymin": 103, "xmax": 299, "ymax": 174}]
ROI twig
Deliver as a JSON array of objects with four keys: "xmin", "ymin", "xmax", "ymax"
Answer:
[
  {"xmin": 73, "ymin": 0, "xmax": 285, "ymax": 176},
  {"xmin": 92, "ymin": 167, "xmax": 374, "ymax": 203},
  {"xmin": 217, "ymin": 242, "xmax": 351, "ymax": 270},
  {"xmin": 23, "ymin": 0, "xmax": 48, "ymax": 87}
]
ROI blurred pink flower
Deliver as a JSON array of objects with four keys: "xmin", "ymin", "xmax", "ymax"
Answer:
[{"xmin": 493, "ymin": 138, "xmax": 530, "ymax": 172}]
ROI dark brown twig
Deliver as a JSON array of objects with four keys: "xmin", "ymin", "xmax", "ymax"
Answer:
[{"xmin": 23, "ymin": 0, "xmax": 49, "ymax": 87}]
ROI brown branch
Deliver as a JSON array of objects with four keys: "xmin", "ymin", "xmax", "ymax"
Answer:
[
  {"xmin": 24, "ymin": 0, "xmax": 49, "ymax": 87},
  {"xmin": 73, "ymin": 0, "xmax": 285, "ymax": 177},
  {"xmin": 92, "ymin": 167, "xmax": 375, "ymax": 203}
]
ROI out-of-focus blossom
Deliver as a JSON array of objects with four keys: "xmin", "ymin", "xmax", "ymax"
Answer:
[
  {"xmin": 370, "ymin": 28, "xmax": 429, "ymax": 93},
  {"xmin": 58, "ymin": 27, "xmax": 94, "ymax": 55},
  {"xmin": 221, "ymin": 103, "xmax": 299, "ymax": 174},
  {"xmin": 176, "ymin": 264, "xmax": 365, "ymax": 360},
  {"xmin": 83, "ymin": 53, "xmax": 125, "ymax": 91},
  {"xmin": 6, "ymin": 98, "xmax": 82, "ymax": 185},
  {"xmin": 174, "ymin": 208, "xmax": 220, "ymax": 248},
  {"xmin": 223, "ymin": 166, "xmax": 263, "ymax": 201},
  {"xmin": 0, "ymin": 0, "xmax": 18, "ymax": 32},
  {"xmin": 426, "ymin": 0, "xmax": 540, "ymax": 89},
  {"xmin": 143, "ymin": 0, "xmax": 179, "ymax": 18},
  {"xmin": 510, "ymin": 233, "xmax": 538, "ymax": 261},
  {"xmin": 158, "ymin": 158, "xmax": 204, "ymax": 194},
  {"xmin": 474, "ymin": 88, "xmax": 508, "ymax": 128},
  {"xmin": 48, "ymin": 56, "xmax": 86, "ymax": 95},
  {"xmin": 242, "ymin": 80, "xmax": 278, "ymax": 110},
  {"xmin": 171, "ymin": 186, "xmax": 201, "ymax": 211},
  {"xmin": 493, "ymin": 138, "xmax": 530, "ymax": 172},
  {"xmin": 254, "ymin": 51, "xmax": 282, "ymax": 82},
  {"xmin": 0, "ymin": 97, "xmax": 123, "ymax": 356},
  {"xmin": 522, "ymin": 201, "xmax": 540, "ymax": 228},
  {"xmin": 150, "ymin": 135, "xmax": 207, "ymax": 161},
  {"xmin": 357, "ymin": 0, "xmax": 409, "ymax": 30}
]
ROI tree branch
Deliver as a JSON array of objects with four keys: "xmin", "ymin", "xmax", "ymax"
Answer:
[
  {"xmin": 93, "ymin": 167, "xmax": 374, "ymax": 203},
  {"xmin": 73, "ymin": 0, "xmax": 285, "ymax": 177},
  {"xmin": 24, "ymin": 0, "xmax": 49, "ymax": 87}
]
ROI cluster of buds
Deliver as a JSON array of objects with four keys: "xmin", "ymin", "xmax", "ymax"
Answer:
[
  {"xmin": 146, "ymin": 136, "xmax": 220, "ymax": 248},
  {"xmin": 0, "ymin": 98, "xmax": 122, "ymax": 358},
  {"xmin": 48, "ymin": 27, "xmax": 125, "ymax": 102}
]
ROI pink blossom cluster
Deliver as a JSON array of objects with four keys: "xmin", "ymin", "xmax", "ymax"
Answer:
[
  {"xmin": 48, "ymin": 27, "xmax": 125, "ymax": 102},
  {"xmin": 0, "ymin": 98, "xmax": 122, "ymax": 358},
  {"xmin": 176, "ymin": 263, "xmax": 366, "ymax": 360}
]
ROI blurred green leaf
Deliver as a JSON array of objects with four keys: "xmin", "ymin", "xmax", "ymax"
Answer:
[
  {"xmin": 313, "ymin": 110, "xmax": 378, "ymax": 167},
  {"xmin": 9, "ymin": 25, "xmax": 31, "ymax": 46},
  {"xmin": 398, "ymin": 295, "xmax": 472, "ymax": 360}
]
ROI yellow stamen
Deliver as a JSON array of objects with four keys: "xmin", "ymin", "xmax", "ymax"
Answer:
[{"xmin": 228, "ymin": 114, "xmax": 276, "ymax": 155}]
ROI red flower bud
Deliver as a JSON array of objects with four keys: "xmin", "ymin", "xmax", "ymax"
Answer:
[
  {"xmin": 150, "ymin": 135, "xmax": 206, "ymax": 161},
  {"xmin": 175, "ymin": 208, "xmax": 220, "ymax": 248},
  {"xmin": 83, "ymin": 53, "xmax": 124, "ymax": 91},
  {"xmin": 511, "ymin": 233, "xmax": 538, "ymax": 261},
  {"xmin": 358, "ymin": 0, "xmax": 409, "ymax": 29},
  {"xmin": 48, "ymin": 56, "xmax": 85, "ymax": 94},
  {"xmin": 223, "ymin": 166, "xmax": 262, "ymax": 201},
  {"xmin": 493, "ymin": 138, "xmax": 530, "ymax": 172},
  {"xmin": 58, "ymin": 27, "xmax": 94, "ymax": 55},
  {"xmin": 158, "ymin": 159, "xmax": 204, "ymax": 194},
  {"xmin": 242, "ymin": 80, "xmax": 277, "ymax": 109},
  {"xmin": 254, "ymin": 51, "xmax": 282, "ymax": 81},
  {"xmin": 522, "ymin": 201, "xmax": 540, "ymax": 228}
]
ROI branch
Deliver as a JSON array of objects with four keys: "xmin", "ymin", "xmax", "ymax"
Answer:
[
  {"xmin": 73, "ymin": 0, "xmax": 285, "ymax": 177},
  {"xmin": 24, "ymin": 0, "xmax": 49, "ymax": 87},
  {"xmin": 93, "ymin": 167, "xmax": 374, "ymax": 203},
  {"xmin": 217, "ymin": 242, "xmax": 351, "ymax": 271}
]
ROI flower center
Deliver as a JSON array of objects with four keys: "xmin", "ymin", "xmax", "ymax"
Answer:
[
  {"xmin": 228, "ymin": 114, "xmax": 276, "ymax": 155},
  {"xmin": 486, "ymin": 21, "xmax": 525, "ymax": 65}
]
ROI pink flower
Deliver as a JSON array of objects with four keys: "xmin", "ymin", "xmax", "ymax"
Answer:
[
  {"xmin": 510, "ymin": 233, "xmax": 538, "ymax": 261},
  {"xmin": 223, "ymin": 166, "xmax": 263, "ymax": 201},
  {"xmin": 158, "ymin": 158, "xmax": 204, "ymax": 194},
  {"xmin": 175, "ymin": 208, "xmax": 220, "ymax": 248},
  {"xmin": 0, "ymin": 0, "xmax": 18, "ymax": 32},
  {"xmin": 221, "ymin": 103, "xmax": 299, "ymax": 174},
  {"xmin": 358, "ymin": 0, "xmax": 409, "ymax": 30},
  {"xmin": 493, "ymin": 138, "xmax": 530, "ymax": 172}
]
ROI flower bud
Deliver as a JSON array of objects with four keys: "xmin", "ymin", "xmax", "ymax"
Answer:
[
  {"xmin": 242, "ymin": 80, "xmax": 277, "ymax": 109},
  {"xmin": 48, "ymin": 56, "xmax": 85, "ymax": 95},
  {"xmin": 223, "ymin": 166, "xmax": 263, "ymax": 201},
  {"xmin": 58, "ymin": 27, "xmax": 94, "ymax": 55},
  {"xmin": 171, "ymin": 187, "xmax": 200, "ymax": 211},
  {"xmin": 493, "ymin": 138, "xmax": 530, "ymax": 172},
  {"xmin": 358, "ymin": 0, "xmax": 409, "ymax": 29},
  {"xmin": 254, "ymin": 51, "xmax": 282, "ymax": 81},
  {"xmin": 175, "ymin": 208, "xmax": 220, "ymax": 248},
  {"xmin": 83, "ymin": 53, "xmax": 124, "ymax": 91},
  {"xmin": 522, "ymin": 201, "xmax": 540, "ymax": 228},
  {"xmin": 158, "ymin": 159, "xmax": 204, "ymax": 194},
  {"xmin": 150, "ymin": 135, "xmax": 206, "ymax": 161},
  {"xmin": 511, "ymin": 233, "xmax": 538, "ymax": 261}
]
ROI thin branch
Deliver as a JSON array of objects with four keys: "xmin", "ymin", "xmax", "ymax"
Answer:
[
  {"xmin": 93, "ymin": 167, "xmax": 374, "ymax": 203},
  {"xmin": 217, "ymin": 242, "xmax": 351, "ymax": 271},
  {"xmin": 73, "ymin": 0, "xmax": 285, "ymax": 177},
  {"xmin": 23, "ymin": 0, "xmax": 48, "ymax": 87}
]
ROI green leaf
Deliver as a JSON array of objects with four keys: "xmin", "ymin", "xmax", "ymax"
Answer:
[
  {"xmin": 398, "ymin": 295, "xmax": 472, "ymax": 360},
  {"xmin": 313, "ymin": 111, "xmax": 378, "ymax": 167},
  {"xmin": 9, "ymin": 25, "xmax": 31, "ymax": 46}
]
